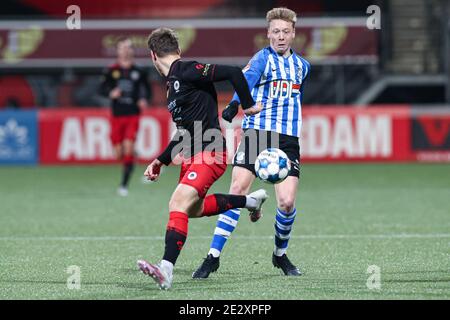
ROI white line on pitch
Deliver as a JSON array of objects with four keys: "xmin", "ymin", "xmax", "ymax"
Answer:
[{"xmin": 0, "ymin": 234, "xmax": 449, "ymax": 241}]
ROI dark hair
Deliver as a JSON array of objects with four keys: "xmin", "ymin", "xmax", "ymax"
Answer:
[{"xmin": 147, "ymin": 28, "xmax": 180, "ymax": 57}]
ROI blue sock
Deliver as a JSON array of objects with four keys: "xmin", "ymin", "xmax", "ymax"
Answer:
[
  {"xmin": 274, "ymin": 208, "xmax": 297, "ymax": 256},
  {"xmin": 208, "ymin": 208, "xmax": 241, "ymax": 257}
]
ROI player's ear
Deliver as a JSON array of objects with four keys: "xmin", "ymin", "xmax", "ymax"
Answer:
[{"xmin": 150, "ymin": 50, "xmax": 157, "ymax": 61}]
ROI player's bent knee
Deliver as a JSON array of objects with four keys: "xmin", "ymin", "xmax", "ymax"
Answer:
[{"xmin": 277, "ymin": 196, "xmax": 296, "ymax": 213}]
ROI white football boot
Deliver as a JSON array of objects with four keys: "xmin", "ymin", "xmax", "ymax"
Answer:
[
  {"xmin": 137, "ymin": 260, "xmax": 173, "ymax": 290},
  {"xmin": 117, "ymin": 186, "xmax": 128, "ymax": 197},
  {"xmin": 246, "ymin": 189, "xmax": 269, "ymax": 222}
]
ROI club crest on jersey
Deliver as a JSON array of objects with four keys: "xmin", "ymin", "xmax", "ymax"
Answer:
[
  {"xmin": 174, "ymin": 80, "xmax": 180, "ymax": 92},
  {"xmin": 187, "ymin": 172, "xmax": 198, "ymax": 180},
  {"xmin": 269, "ymin": 80, "xmax": 301, "ymax": 98}
]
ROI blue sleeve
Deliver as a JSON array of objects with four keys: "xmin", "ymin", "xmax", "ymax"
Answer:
[
  {"xmin": 230, "ymin": 50, "xmax": 266, "ymax": 104},
  {"xmin": 301, "ymin": 58, "xmax": 311, "ymax": 81},
  {"xmin": 300, "ymin": 58, "xmax": 311, "ymax": 104}
]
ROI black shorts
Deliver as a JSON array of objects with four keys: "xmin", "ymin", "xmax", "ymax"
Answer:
[{"xmin": 232, "ymin": 129, "xmax": 300, "ymax": 177}]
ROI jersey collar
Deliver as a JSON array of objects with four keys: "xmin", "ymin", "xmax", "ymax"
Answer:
[{"xmin": 167, "ymin": 58, "xmax": 181, "ymax": 78}]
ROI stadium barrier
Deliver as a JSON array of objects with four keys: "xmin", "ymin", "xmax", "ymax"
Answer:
[{"xmin": 1, "ymin": 106, "xmax": 449, "ymax": 165}]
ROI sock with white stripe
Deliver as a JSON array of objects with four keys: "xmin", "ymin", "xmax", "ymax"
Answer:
[
  {"xmin": 274, "ymin": 208, "xmax": 297, "ymax": 256},
  {"xmin": 208, "ymin": 209, "xmax": 241, "ymax": 257}
]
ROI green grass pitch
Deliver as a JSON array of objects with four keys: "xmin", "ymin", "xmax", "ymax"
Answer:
[{"xmin": 0, "ymin": 163, "xmax": 449, "ymax": 300}]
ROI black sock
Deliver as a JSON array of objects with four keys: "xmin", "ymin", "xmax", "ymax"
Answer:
[
  {"xmin": 121, "ymin": 163, "xmax": 134, "ymax": 187},
  {"xmin": 162, "ymin": 228, "xmax": 187, "ymax": 265},
  {"xmin": 214, "ymin": 194, "xmax": 247, "ymax": 213}
]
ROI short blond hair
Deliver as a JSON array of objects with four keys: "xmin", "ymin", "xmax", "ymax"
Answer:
[{"xmin": 266, "ymin": 7, "xmax": 297, "ymax": 28}]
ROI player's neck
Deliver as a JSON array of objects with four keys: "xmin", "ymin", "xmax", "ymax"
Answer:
[
  {"xmin": 159, "ymin": 55, "xmax": 181, "ymax": 77},
  {"xmin": 273, "ymin": 46, "xmax": 293, "ymax": 58},
  {"xmin": 118, "ymin": 58, "xmax": 133, "ymax": 69},
  {"xmin": 282, "ymin": 48, "xmax": 292, "ymax": 58}
]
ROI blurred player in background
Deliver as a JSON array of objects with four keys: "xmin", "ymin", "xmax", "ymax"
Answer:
[
  {"xmin": 193, "ymin": 7, "xmax": 311, "ymax": 278},
  {"xmin": 99, "ymin": 38, "xmax": 152, "ymax": 196},
  {"xmin": 137, "ymin": 28, "xmax": 268, "ymax": 290}
]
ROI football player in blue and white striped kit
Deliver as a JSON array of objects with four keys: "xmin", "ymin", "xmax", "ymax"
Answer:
[{"xmin": 193, "ymin": 7, "xmax": 310, "ymax": 278}]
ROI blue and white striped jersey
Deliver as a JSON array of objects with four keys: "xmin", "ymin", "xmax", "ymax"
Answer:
[{"xmin": 231, "ymin": 46, "xmax": 310, "ymax": 138}]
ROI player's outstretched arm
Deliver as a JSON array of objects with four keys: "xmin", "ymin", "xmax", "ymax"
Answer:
[
  {"xmin": 222, "ymin": 100, "xmax": 263, "ymax": 122},
  {"xmin": 223, "ymin": 51, "xmax": 266, "ymax": 122},
  {"xmin": 211, "ymin": 65, "xmax": 255, "ymax": 110},
  {"xmin": 149, "ymin": 130, "xmax": 183, "ymax": 177},
  {"xmin": 181, "ymin": 63, "xmax": 256, "ymax": 110}
]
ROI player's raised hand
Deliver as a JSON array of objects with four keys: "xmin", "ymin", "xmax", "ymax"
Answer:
[
  {"xmin": 110, "ymin": 87, "xmax": 122, "ymax": 99},
  {"xmin": 244, "ymin": 102, "xmax": 263, "ymax": 116},
  {"xmin": 138, "ymin": 98, "xmax": 148, "ymax": 111},
  {"xmin": 144, "ymin": 158, "xmax": 163, "ymax": 181}
]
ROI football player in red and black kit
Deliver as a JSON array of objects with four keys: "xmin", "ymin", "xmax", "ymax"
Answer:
[
  {"xmin": 137, "ymin": 28, "xmax": 269, "ymax": 290},
  {"xmin": 100, "ymin": 38, "xmax": 151, "ymax": 196}
]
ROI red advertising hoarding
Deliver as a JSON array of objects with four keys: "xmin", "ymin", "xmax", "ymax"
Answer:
[
  {"xmin": 39, "ymin": 108, "xmax": 173, "ymax": 164},
  {"xmin": 38, "ymin": 106, "xmax": 422, "ymax": 165},
  {"xmin": 301, "ymin": 107, "xmax": 411, "ymax": 162},
  {"xmin": 411, "ymin": 113, "xmax": 450, "ymax": 162}
]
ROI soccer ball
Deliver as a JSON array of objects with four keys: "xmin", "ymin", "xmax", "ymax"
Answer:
[{"xmin": 255, "ymin": 148, "xmax": 291, "ymax": 184}]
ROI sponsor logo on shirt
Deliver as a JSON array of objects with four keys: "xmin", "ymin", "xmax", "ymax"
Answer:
[
  {"xmin": 202, "ymin": 64, "xmax": 211, "ymax": 76},
  {"xmin": 234, "ymin": 151, "xmax": 245, "ymax": 164},
  {"xmin": 112, "ymin": 70, "xmax": 120, "ymax": 79},
  {"xmin": 269, "ymin": 80, "xmax": 301, "ymax": 98}
]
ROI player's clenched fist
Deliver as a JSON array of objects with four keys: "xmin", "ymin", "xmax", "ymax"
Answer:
[{"xmin": 144, "ymin": 158, "xmax": 163, "ymax": 181}]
